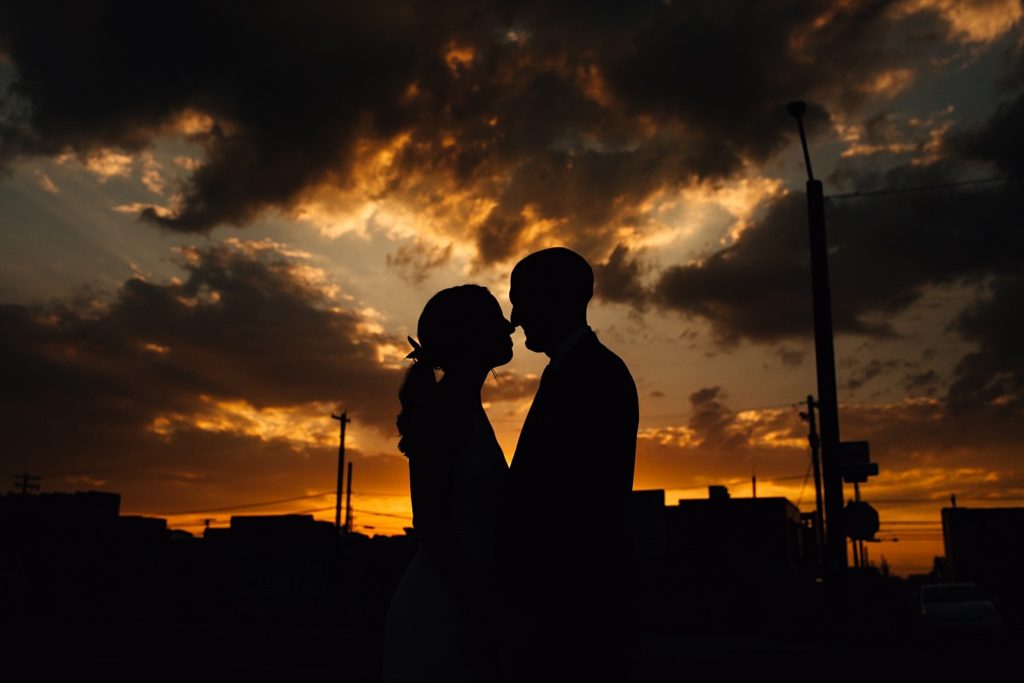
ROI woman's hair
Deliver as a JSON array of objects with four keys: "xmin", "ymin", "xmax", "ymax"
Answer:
[{"xmin": 396, "ymin": 284, "xmax": 494, "ymax": 454}]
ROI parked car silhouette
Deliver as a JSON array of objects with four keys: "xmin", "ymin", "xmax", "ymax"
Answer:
[{"xmin": 919, "ymin": 582, "xmax": 1002, "ymax": 636}]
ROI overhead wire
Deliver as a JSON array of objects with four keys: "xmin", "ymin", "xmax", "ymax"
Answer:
[
  {"xmin": 826, "ymin": 173, "xmax": 1024, "ymax": 200},
  {"xmin": 795, "ymin": 458, "xmax": 813, "ymax": 508},
  {"xmin": 150, "ymin": 490, "xmax": 336, "ymax": 516}
]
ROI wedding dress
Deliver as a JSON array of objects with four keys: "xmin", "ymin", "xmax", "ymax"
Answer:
[{"xmin": 383, "ymin": 398, "xmax": 508, "ymax": 682}]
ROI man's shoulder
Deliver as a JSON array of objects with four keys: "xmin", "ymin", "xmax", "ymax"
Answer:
[
  {"xmin": 579, "ymin": 331, "xmax": 632, "ymax": 370},
  {"xmin": 566, "ymin": 332, "xmax": 637, "ymax": 392}
]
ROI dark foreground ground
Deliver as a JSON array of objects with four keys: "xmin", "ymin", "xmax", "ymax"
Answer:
[{"xmin": 3, "ymin": 611, "xmax": 1016, "ymax": 681}]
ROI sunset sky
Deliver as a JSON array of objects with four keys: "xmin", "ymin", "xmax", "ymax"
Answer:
[{"xmin": 2, "ymin": 1, "xmax": 1023, "ymax": 575}]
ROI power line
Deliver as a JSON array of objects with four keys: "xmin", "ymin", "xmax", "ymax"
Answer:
[
  {"xmin": 161, "ymin": 503, "xmax": 413, "ymax": 527},
  {"xmin": 827, "ymin": 174, "xmax": 1024, "ymax": 200},
  {"xmin": 348, "ymin": 490, "xmax": 409, "ymax": 498},
  {"xmin": 151, "ymin": 490, "xmax": 335, "ymax": 516},
  {"xmin": 766, "ymin": 474, "xmax": 814, "ymax": 482},
  {"xmin": 351, "ymin": 507, "xmax": 412, "ymax": 520},
  {"xmin": 795, "ymin": 459, "xmax": 813, "ymax": 508},
  {"xmin": 284, "ymin": 505, "xmax": 337, "ymax": 516},
  {"xmin": 140, "ymin": 489, "xmax": 413, "ymax": 518}
]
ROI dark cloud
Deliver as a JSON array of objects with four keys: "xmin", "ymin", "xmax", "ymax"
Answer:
[
  {"xmin": 845, "ymin": 358, "xmax": 904, "ymax": 392},
  {"xmin": 687, "ymin": 386, "xmax": 751, "ymax": 451},
  {"xmin": 775, "ymin": 346, "xmax": 806, "ymax": 367},
  {"xmin": 386, "ymin": 240, "xmax": 453, "ymax": 285},
  {"xmin": 0, "ymin": 239, "xmax": 406, "ymax": 469},
  {"xmin": 653, "ymin": 175, "xmax": 1023, "ymax": 345},
  {"xmin": 394, "ymin": 0, "xmax": 949, "ymax": 263},
  {"xmin": 653, "ymin": 191, "xmax": 816, "ymax": 345},
  {"xmin": 837, "ymin": 398, "xmax": 1023, "ymax": 473},
  {"xmin": 952, "ymin": 38, "xmax": 1024, "ymax": 175},
  {"xmin": 0, "ymin": 1, "xmax": 442, "ymax": 229},
  {"xmin": 946, "ymin": 273, "xmax": 1024, "ymax": 414},
  {"xmin": 634, "ymin": 385, "xmax": 806, "ymax": 490},
  {"xmin": 953, "ymin": 92, "xmax": 1024, "ymax": 175},
  {"xmin": 903, "ymin": 369, "xmax": 939, "ymax": 394},
  {"xmin": 594, "ymin": 244, "xmax": 648, "ymax": 309},
  {"xmin": 0, "ymin": 0, "xmax": 958, "ymax": 264}
]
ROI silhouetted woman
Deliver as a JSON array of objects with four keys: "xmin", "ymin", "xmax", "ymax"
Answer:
[{"xmin": 384, "ymin": 285, "xmax": 514, "ymax": 682}]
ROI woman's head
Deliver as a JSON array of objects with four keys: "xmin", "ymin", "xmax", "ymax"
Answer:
[
  {"xmin": 415, "ymin": 284, "xmax": 514, "ymax": 372},
  {"xmin": 396, "ymin": 285, "xmax": 513, "ymax": 454}
]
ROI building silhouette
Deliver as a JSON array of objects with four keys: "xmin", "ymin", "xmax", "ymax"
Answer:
[
  {"xmin": 942, "ymin": 505, "xmax": 1024, "ymax": 622},
  {"xmin": 630, "ymin": 486, "xmax": 816, "ymax": 634}
]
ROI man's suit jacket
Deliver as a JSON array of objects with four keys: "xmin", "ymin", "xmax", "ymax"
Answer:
[{"xmin": 498, "ymin": 328, "xmax": 638, "ymax": 624}]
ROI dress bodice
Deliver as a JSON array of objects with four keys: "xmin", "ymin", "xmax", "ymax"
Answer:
[{"xmin": 451, "ymin": 402, "xmax": 508, "ymax": 570}]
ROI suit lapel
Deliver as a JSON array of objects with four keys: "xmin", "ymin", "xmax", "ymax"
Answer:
[{"xmin": 512, "ymin": 331, "xmax": 600, "ymax": 468}]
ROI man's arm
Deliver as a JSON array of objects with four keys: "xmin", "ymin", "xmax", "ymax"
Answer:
[{"xmin": 572, "ymin": 349, "xmax": 638, "ymax": 498}]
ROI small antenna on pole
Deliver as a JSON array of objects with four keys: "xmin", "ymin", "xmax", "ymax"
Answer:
[{"xmin": 786, "ymin": 101, "xmax": 815, "ymax": 181}]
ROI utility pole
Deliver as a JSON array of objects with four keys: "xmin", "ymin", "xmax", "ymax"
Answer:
[
  {"xmin": 788, "ymin": 101, "xmax": 848, "ymax": 615},
  {"xmin": 802, "ymin": 396, "xmax": 826, "ymax": 574},
  {"xmin": 12, "ymin": 473, "xmax": 40, "ymax": 495},
  {"xmin": 853, "ymin": 482, "xmax": 865, "ymax": 569},
  {"xmin": 345, "ymin": 461, "xmax": 354, "ymax": 534},
  {"xmin": 331, "ymin": 412, "xmax": 351, "ymax": 531}
]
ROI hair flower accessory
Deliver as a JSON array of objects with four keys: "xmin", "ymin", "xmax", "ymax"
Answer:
[{"xmin": 405, "ymin": 336, "xmax": 424, "ymax": 360}]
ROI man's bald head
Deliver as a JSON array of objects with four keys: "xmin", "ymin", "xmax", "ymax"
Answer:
[
  {"xmin": 511, "ymin": 247, "xmax": 594, "ymax": 305},
  {"xmin": 510, "ymin": 248, "xmax": 593, "ymax": 355}
]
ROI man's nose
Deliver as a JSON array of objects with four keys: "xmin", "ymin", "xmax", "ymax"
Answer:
[{"xmin": 510, "ymin": 307, "xmax": 521, "ymax": 328}]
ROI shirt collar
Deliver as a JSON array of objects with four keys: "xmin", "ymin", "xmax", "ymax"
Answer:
[{"xmin": 547, "ymin": 325, "xmax": 591, "ymax": 372}]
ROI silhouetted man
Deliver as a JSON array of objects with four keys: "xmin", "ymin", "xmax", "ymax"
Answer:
[{"xmin": 498, "ymin": 247, "xmax": 639, "ymax": 682}]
